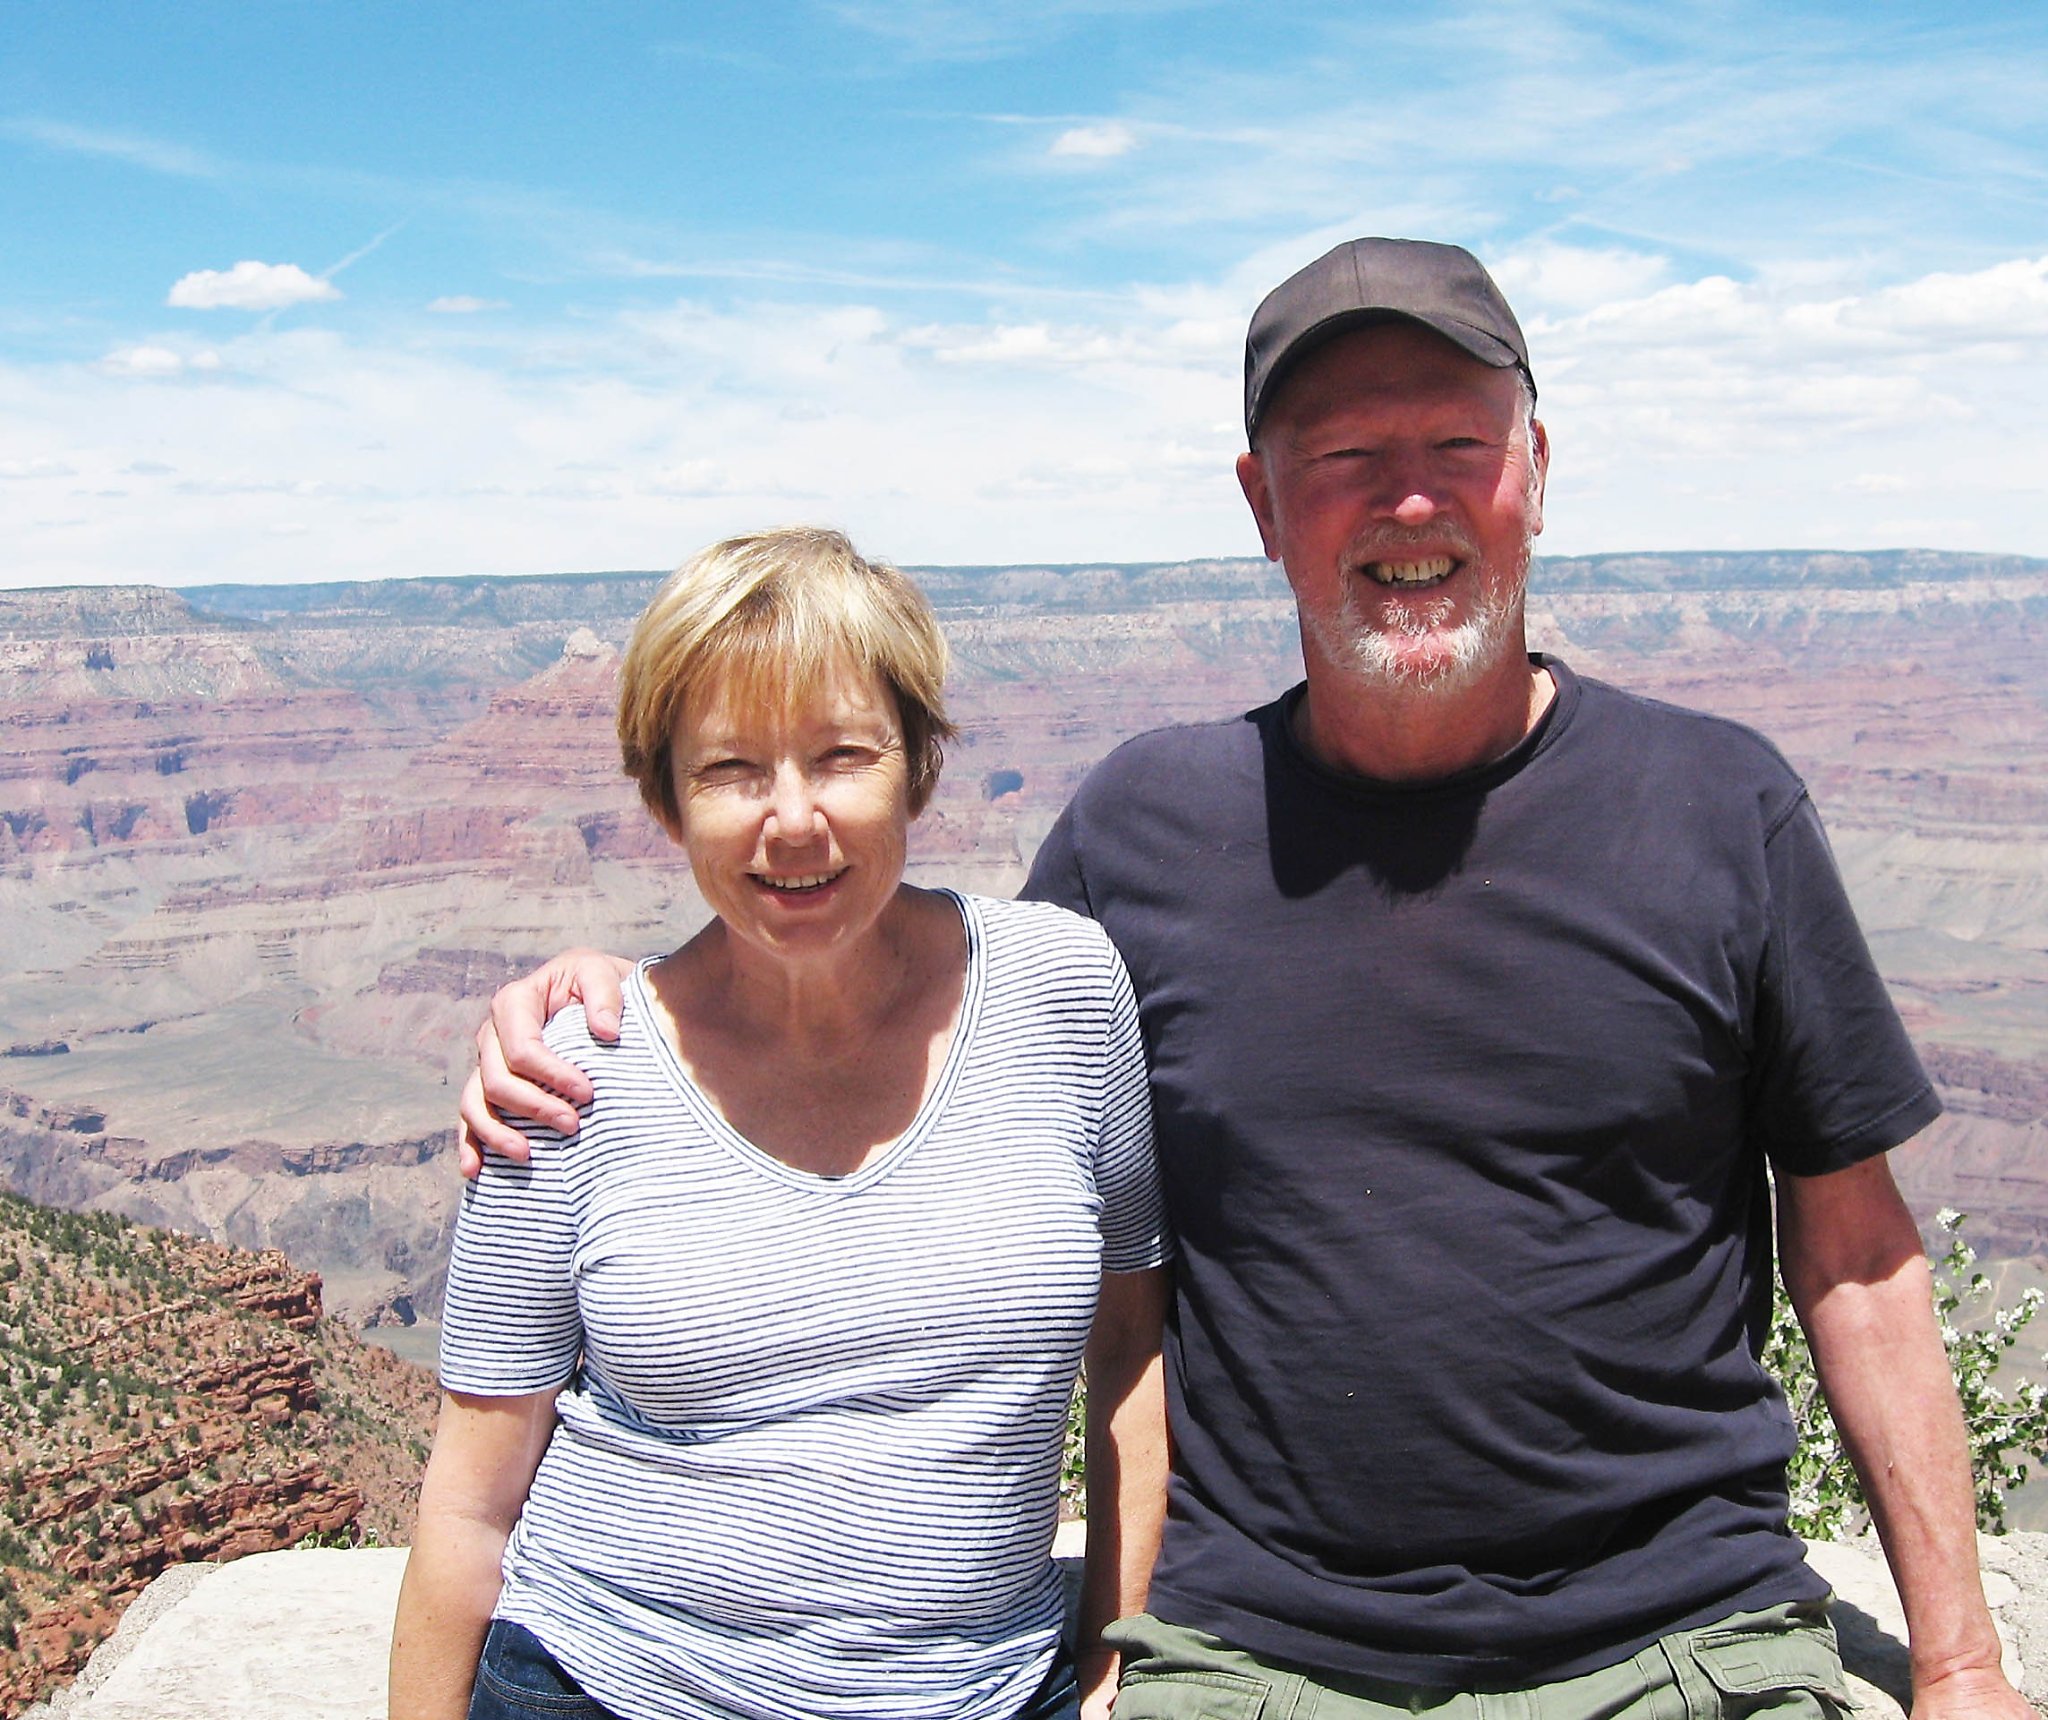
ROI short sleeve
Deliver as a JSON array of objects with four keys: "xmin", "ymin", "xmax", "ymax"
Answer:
[
  {"xmin": 1023, "ymin": 801, "xmax": 1093, "ymax": 918},
  {"xmin": 1093, "ymin": 935, "xmax": 1169, "ymax": 1272},
  {"xmin": 1749, "ymin": 793, "xmax": 1941, "ymax": 1175},
  {"xmin": 438, "ymin": 1041, "xmax": 588, "ymax": 1392}
]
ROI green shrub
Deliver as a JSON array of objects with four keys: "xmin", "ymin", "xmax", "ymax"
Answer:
[
  {"xmin": 1060, "ymin": 1379, "xmax": 1086, "ymax": 1516},
  {"xmin": 1768, "ymin": 1208, "xmax": 2048, "ymax": 1537}
]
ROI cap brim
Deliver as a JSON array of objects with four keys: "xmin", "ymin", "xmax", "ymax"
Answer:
[{"xmin": 1248, "ymin": 309, "xmax": 1529, "ymax": 439}]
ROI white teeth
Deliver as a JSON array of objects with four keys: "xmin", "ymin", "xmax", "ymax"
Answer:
[
  {"xmin": 757, "ymin": 871, "xmax": 840, "ymax": 891},
  {"xmin": 1364, "ymin": 556, "xmax": 1455, "ymax": 585}
]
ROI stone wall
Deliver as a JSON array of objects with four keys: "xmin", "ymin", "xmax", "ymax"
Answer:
[{"xmin": 27, "ymin": 1532, "xmax": 2048, "ymax": 1720}]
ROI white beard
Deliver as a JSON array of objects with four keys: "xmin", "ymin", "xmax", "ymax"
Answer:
[
  {"xmin": 1302, "ymin": 518, "xmax": 1531, "ymax": 700},
  {"xmin": 1304, "ymin": 565, "xmax": 1527, "ymax": 699}
]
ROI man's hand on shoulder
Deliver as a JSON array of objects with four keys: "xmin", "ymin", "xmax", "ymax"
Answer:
[{"xmin": 456, "ymin": 949, "xmax": 634, "ymax": 1177}]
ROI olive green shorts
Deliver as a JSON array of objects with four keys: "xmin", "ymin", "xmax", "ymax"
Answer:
[{"xmin": 1105, "ymin": 1601, "xmax": 1850, "ymax": 1720}]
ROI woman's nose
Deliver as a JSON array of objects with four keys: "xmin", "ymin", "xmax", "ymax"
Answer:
[{"xmin": 764, "ymin": 762, "xmax": 821, "ymax": 841}]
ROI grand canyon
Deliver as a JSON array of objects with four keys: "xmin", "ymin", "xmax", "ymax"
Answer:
[
  {"xmin": 1, "ymin": 548, "xmax": 2045, "ymax": 1705},
  {"xmin": 5, "ymin": 549, "xmax": 2044, "ymax": 1337}
]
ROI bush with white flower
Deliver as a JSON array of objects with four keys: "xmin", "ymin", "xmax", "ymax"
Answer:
[{"xmin": 1767, "ymin": 1208, "xmax": 2048, "ymax": 1537}]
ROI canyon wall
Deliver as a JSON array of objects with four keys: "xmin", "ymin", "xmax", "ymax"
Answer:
[
  {"xmin": 0, "ymin": 1191, "xmax": 435, "ymax": 1713},
  {"xmin": 0, "ymin": 551, "xmax": 2042, "ymax": 1319}
]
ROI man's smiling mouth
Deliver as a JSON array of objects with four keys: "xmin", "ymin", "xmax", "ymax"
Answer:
[{"xmin": 1361, "ymin": 555, "xmax": 1456, "ymax": 587}]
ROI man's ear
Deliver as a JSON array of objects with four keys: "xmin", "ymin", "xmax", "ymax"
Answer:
[
  {"xmin": 1527, "ymin": 419, "xmax": 1549, "ymax": 539},
  {"xmin": 1236, "ymin": 449, "xmax": 1282, "ymax": 562}
]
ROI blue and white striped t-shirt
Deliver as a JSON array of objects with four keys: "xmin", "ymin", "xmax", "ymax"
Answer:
[{"xmin": 440, "ymin": 892, "xmax": 1167, "ymax": 1720}]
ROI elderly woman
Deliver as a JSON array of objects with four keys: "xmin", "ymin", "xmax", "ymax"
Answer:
[{"xmin": 390, "ymin": 527, "xmax": 1168, "ymax": 1720}]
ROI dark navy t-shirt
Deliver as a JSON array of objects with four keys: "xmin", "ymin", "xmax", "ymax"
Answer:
[{"xmin": 1024, "ymin": 657, "xmax": 1938, "ymax": 1687}]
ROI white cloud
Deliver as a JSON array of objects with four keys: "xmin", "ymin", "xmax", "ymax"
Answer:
[
  {"xmin": 0, "ymin": 457, "xmax": 76, "ymax": 480},
  {"xmin": 426, "ymin": 295, "xmax": 508, "ymax": 314},
  {"xmin": 100, "ymin": 346, "xmax": 188, "ymax": 377},
  {"xmin": 97, "ymin": 346, "xmax": 222, "ymax": 378},
  {"xmin": 1050, "ymin": 123, "xmax": 1138, "ymax": 160},
  {"xmin": 1495, "ymin": 243, "xmax": 1671, "ymax": 319},
  {"xmin": 1519, "ymin": 252, "xmax": 2048, "ymax": 553},
  {"xmin": 6, "ymin": 246, "xmax": 2048, "ymax": 590},
  {"xmin": 168, "ymin": 261, "xmax": 342, "ymax": 312}
]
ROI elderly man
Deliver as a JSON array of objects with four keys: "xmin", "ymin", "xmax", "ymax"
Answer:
[{"xmin": 461, "ymin": 240, "xmax": 2029, "ymax": 1720}]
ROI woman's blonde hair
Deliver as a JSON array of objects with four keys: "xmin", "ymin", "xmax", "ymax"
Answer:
[{"xmin": 617, "ymin": 525, "xmax": 956, "ymax": 832}]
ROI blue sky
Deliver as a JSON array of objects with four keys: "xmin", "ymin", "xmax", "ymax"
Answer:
[{"xmin": 3, "ymin": 0, "xmax": 2046, "ymax": 587}]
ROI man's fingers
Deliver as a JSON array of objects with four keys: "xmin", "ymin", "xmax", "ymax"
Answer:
[
  {"xmin": 490, "ymin": 967, "xmax": 600, "ymax": 1105},
  {"xmin": 558, "ymin": 951, "xmax": 633, "ymax": 1043},
  {"xmin": 472, "ymin": 1016, "xmax": 587, "ymax": 1138},
  {"xmin": 457, "ymin": 1069, "xmax": 533, "ymax": 1174},
  {"xmin": 456, "ymin": 1106, "xmax": 484, "ymax": 1181}
]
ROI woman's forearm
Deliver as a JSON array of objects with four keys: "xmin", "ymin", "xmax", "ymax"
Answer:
[
  {"xmin": 389, "ymin": 1509, "xmax": 512, "ymax": 1720},
  {"xmin": 389, "ymin": 1389, "xmax": 561, "ymax": 1720},
  {"xmin": 1076, "ymin": 1267, "xmax": 1171, "ymax": 1719}
]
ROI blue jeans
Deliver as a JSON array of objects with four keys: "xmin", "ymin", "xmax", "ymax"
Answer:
[
  {"xmin": 467, "ymin": 1617, "xmax": 1080, "ymax": 1720},
  {"xmin": 469, "ymin": 1619, "xmax": 618, "ymax": 1719},
  {"xmin": 1019, "ymin": 1644, "xmax": 1082, "ymax": 1720}
]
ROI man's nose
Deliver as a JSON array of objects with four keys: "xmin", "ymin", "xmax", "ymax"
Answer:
[
  {"xmin": 1368, "ymin": 452, "xmax": 1443, "ymax": 525},
  {"xmin": 1388, "ymin": 487, "xmax": 1440, "ymax": 527}
]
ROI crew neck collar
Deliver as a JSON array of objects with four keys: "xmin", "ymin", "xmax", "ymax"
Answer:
[{"xmin": 1267, "ymin": 654, "xmax": 1578, "ymax": 799}]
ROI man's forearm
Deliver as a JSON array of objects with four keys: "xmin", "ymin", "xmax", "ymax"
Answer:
[
  {"xmin": 1798, "ymin": 1251, "xmax": 2002, "ymax": 1681},
  {"xmin": 1780, "ymin": 1160, "xmax": 2027, "ymax": 1718}
]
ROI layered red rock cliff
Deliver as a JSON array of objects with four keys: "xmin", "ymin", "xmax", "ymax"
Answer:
[{"xmin": 0, "ymin": 1194, "xmax": 434, "ymax": 1715}]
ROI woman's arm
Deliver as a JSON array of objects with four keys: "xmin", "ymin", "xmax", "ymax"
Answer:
[
  {"xmin": 389, "ymin": 1389, "xmax": 562, "ymax": 1720},
  {"xmin": 1075, "ymin": 1265, "xmax": 1170, "ymax": 1720}
]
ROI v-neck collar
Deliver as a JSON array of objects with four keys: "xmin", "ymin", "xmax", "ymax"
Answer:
[{"xmin": 629, "ymin": 889, "xmax": 985, "ymax": 1195}]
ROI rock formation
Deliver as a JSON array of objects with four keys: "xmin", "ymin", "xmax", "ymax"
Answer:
[{"xmin": 0, "ymin": 1192, "xmax": 435, "ymax": 1715}]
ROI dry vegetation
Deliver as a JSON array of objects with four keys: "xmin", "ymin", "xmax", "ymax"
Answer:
[{"xmin": 0, "ymin": 1189, "xmax": 435, "ymax": 1714}]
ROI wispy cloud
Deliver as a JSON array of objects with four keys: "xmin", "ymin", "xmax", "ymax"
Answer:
[
  {"xmin": 168, "ymin": 262, "xmax": 342, "ymax": 312},
  {"xmin": 3, "ymin": 116, "xmax": 222, "ymax": 178},
  {"xmin": 588, "ymin": 250, "xmax": 1119, "ymax": 305},
  {"xmin": 426, "ymin": 296, "xmax": 507, "ymax": 314},
  {"xmin": 822, "ymin": 0, "xmax": 1225, "ymax": 62},
  {"xmin": 988, "ymin": 3, "xmax": 2048, "ymax": 275},
  {"xmin": 322, "ymin": 222, "xmax": 408, "ymax": 281}
]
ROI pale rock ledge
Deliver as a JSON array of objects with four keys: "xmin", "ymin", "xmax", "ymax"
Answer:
[{"xmin": 26, "ymin": 1530, "xmax": 2048, "ymax": 1720}]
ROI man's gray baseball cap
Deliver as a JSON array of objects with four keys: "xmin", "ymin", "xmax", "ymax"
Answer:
[{"xmin": 1243, "ymin": 237, "xmax": 1532, "ymax": 442}]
